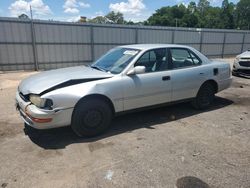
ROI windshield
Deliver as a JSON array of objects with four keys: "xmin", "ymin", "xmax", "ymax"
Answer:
[{"xmin": 91, "ymin": 48, "xmax": 140, "ymax": 74}]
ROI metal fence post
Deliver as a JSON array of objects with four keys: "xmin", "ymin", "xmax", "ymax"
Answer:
[
  {"xmin": 241, "ymin": 33, "xmax": 246, "ymax": 53},
  {"xmin": 199, "ymin": 30, "xmax": 203, "ymax": 53},
  {"xmin": 221, "ymin": 32, "xmax": 226, "ymax": 58},
  {"xmin": 90, "ymin": 25, "xmax": 94, "ymax": 62},
  {"xmin": 135, "ymin": 28, "xmax": 138, "ymax": 44},
  {"xmin": 171, "ymin": 30, "xmax": 175, "ymax": 44},
  {"xmin": 30, "ymin": 19, "xmax": 38, "ymax": 71}
]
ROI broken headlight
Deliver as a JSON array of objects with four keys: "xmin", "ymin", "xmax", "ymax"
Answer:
[{"xmin": 29, "ymin": 94, "xmax": 53, "ymax": 109}]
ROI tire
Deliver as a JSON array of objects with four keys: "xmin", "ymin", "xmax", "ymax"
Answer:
[
  {"xmin": 192, "ymin": 82, "xmax": 215, "ymax": 110},
  {"xmin": 232, "ymin": 71, "xmax": 238, "ymax": 77},
  {"xmin": 71, "ymin": 98, "xmax": 113, "ymax": 137}
]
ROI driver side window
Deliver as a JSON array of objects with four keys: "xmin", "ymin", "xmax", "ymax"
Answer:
[{"xmin": 135, "ymin": 48, "xmax": 168, "ymax": 73}]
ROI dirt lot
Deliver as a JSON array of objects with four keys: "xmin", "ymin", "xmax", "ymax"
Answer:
[{"xmin": 0, "ymin": 59, "xmax": 249, "ymax": 188}]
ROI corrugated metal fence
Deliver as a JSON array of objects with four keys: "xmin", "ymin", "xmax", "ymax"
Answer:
[{"xmin": 0, "ymin": 17, "xmax": 250, "ymax": 71}]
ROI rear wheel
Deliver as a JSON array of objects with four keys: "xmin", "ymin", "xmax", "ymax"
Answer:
[
  {"xmin": 192, "ymin": 82, "xmax": 215, "ymax": 110},
  {"xmin": 71, "ymin": 98, "xmax": 112, "ymax": 137}
]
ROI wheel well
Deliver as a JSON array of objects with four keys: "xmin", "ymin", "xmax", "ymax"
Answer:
[
  {"xmin": 75, "ymin": 94, "xmax": 115, "ymax": 115},
  {"xmin": 202, "ymin": 80, "xmax": 218, "ymax": 93}
]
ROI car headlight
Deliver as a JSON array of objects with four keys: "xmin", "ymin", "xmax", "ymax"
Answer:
[{"xmin": 29, "ymin": 94, "xmax": 53, "ymax": 109}]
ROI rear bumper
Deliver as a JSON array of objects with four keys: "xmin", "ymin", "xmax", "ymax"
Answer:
[
  {"xmin": 218, "ymin": 77, "xmax": 232, "ymax": 92},
  {"xmin": 15, "ymin": 91, "xmax": 73, "ymax": 129}
]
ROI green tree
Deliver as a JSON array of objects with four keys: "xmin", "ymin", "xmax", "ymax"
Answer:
[
  {"xmin": 181, "ymin": 14, "xmax": 199, "ymax": 27},
  {"xmin": 197, "ymin": 0, "xmax": 210, "ymax": 15},
  {"xmin": 147, "ymin": 7, "xmax": 173, "ymax": 26},
  {"xmin": 220, "ymin": 0, "xmax": 235, "ymax": 29},
  {"xmin": 88, "ymin": 0, "xmax": 244, "ymax": 30},
  {"xmin": 88, "ymin": 16, "xmax": 107, "ymax": 24},
  {"xmin": 203, "ymin": 7, "xmax": 223, "ymax": 28},
  {"xmin": 88, "ymin": 11, "xmax": 125, "ymax": 24},
  {"xmin": 147, "ymin": 3, "xmax": 200, "ymax": 27},
  {"xmin": 236, "ymin": 0, "xmax": 250, "ymax": 30},
  {"xmin": 105, "ymin": 11, "xmax": 124, "ymax": 24},
  {"xmin": 18, "ymin": 14, "xmax": 29, "ymax": 19},
  {"xmin": 188, "ymin": 1, "xmax": 197, "ymax": 13}
]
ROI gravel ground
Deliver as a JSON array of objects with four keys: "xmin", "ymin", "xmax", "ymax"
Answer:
[{"xmin": 0, "ymin": 59, "xmax": 249, "ymax": 188}]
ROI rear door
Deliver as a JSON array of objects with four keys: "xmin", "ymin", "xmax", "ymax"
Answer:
[{"xmin": 169, "ymin": 48, "xmax": 207, "ymax": 101}]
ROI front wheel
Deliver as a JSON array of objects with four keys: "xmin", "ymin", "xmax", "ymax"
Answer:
[
  {"xmin": 71, "ymin": 98, "xmax": 113, "ymax": 137},
  {"xmin": 232, "ymin": 71, "xmax": 238, "ymax": 77},
  {"xmin": 192, "ymin": 83, "xmax": 215, "ymax": 110}
]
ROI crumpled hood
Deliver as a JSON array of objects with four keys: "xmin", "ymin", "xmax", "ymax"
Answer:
[{"xmin": 19, "ymin": 66, "xmax": 112, "ymax": 95}]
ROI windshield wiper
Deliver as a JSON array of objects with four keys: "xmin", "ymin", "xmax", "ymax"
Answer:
[{"xmin": 90, "ymin": 65, "xmax": 107, "ymax": 72}]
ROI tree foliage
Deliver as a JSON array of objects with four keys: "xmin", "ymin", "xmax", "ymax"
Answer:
[
  {"xmin": 236, "ymin": 0, "xmax": 250, "ymax": 29},
  {"xmin": 88, "ymin": 11, "xmax": 124, "ymax": 24},
  {"xmin": 86, "ymin": 0, "xmax": 249, "ymax": 30},
  {"xmin": 146, "ymin": 0, "xmax": 249, "ymax": 30}
]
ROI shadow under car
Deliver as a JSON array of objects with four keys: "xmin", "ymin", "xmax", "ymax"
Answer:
[{"xmin": 24, "ymin": 96, "xmax": 233, "ymax": 149}]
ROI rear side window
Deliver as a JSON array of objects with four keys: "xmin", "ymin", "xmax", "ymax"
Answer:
[{"xmin": 170, "ymin": 48, "xmax": 201, "ymax": 69}]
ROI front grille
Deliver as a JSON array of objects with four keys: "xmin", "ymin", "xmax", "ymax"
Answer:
[
  {"xmin": 19, "ymin": 92, "xmax": 29, "ymax": 102},
  {"xmin": 240, "ymin": 57, "xmax": 250, "ymax": 60},
  {"xmin": 237, "ymin": 69, "xmax": 250, "ymax": 75},
  {"xmin": 239, "ymin": 61, "xmax": 250, "ymax": 67}
]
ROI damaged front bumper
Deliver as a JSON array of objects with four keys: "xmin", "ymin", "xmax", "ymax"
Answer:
[
  {"xmin": 232, "ymin": 69, "xmax": 250, "ymax": 77},
  {"xmin": 15, "ymin": 92, "xmax": 73, "ymax": 129},
  {"xmin": 233, "ymin": 61, "xmax": 250, "ymax": 77}
]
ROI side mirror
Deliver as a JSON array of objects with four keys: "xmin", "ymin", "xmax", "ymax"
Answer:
[{"xmin": 127, "ymin": 66, "xmax": 146, "ymax": 75}]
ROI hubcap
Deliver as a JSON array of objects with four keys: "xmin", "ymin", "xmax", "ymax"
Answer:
[{"xmin": 83, "ymin": 109, "xmax": 102, "ymax": 128}]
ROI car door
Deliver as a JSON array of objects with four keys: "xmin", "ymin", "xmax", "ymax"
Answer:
[
  {"xmin": 122, "ymin": 48, "xmax": 172, "ymax": 111},
  {"xmin": 169, "ymin": 48, "xmax": 207, "ymax": 101}
]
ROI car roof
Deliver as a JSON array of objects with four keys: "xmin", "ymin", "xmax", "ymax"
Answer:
[
  {"xmin": 120, "ymin": 43, "xmax": 211, "ymax": 64},
  {"xmin": 119, "ymin": 44, "xmax": 192, "ymax": 50}
]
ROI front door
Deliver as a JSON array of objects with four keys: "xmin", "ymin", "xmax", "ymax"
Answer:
[{"xmin": 122, "ymin": 48, "xmax": 172, "ymax": 111}]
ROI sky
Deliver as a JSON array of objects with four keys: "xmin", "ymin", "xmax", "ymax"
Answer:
[{"xmin": 0, "ymin": 0, "xmax": 240, "ymax": 22}]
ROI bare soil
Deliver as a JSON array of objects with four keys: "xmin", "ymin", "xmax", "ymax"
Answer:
[{"xmin": 0, "ymin": 60, "xmax": 249, "ymax": 188}]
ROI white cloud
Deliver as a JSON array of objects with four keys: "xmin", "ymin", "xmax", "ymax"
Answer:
[
  {"xmin": 64, "ymin": 7, "xmax": 79, "ymax": 14},
  {"xmin": 95, "ymin": 11, "xmax": 104, "ymax": 16},
  {"xmin": 178, "ymin": 2, "xmax": 189, "ymax": 7},
  {"xmin": 63, "ymin": 0, "xmax": 79, "ymax": 14},
  {"xmin": 79, "ymin": 2, "xmax": 90, "ymax": 8},
  {"xmin": 9, "ymin": 0, "xmax": 52, "ymax": 17},
  {"xmin": 66, "ymin": 15, "xmax": 81, "ymax": 22},
  {"xmin": 176, "ymin": 0, "xmax": 226, "ymax": 7},
  {"xmin": 63, "ymin": 0, "xmax": 90, "ymax": 14},
  {"xmin": 125, "ymin": 10, "xmax": 152, "ymax": 22},
  {"xmin": 109, "ymin": 0, "xmax": 145, "ymax": 15},
  {"xmin": 88, "ymin": 11, "xmax": 104, "ymax": 19},
  {"xmin": 109, "ymin": 0, "xmax": 149, "ymax": 22}
]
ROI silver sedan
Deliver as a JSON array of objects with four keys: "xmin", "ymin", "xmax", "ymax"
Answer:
[{"xmin": 16, "ymin": 44, "xmax": 232, "ymax": 137}]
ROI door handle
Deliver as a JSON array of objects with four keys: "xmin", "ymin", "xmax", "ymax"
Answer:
[
  {"xmin": 162, "ymin": 76, "xmax": 171, "ymax": 81},
  {"xmin": 199, "ymin": 72, "xmax": 204, "ymax": 75}
]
